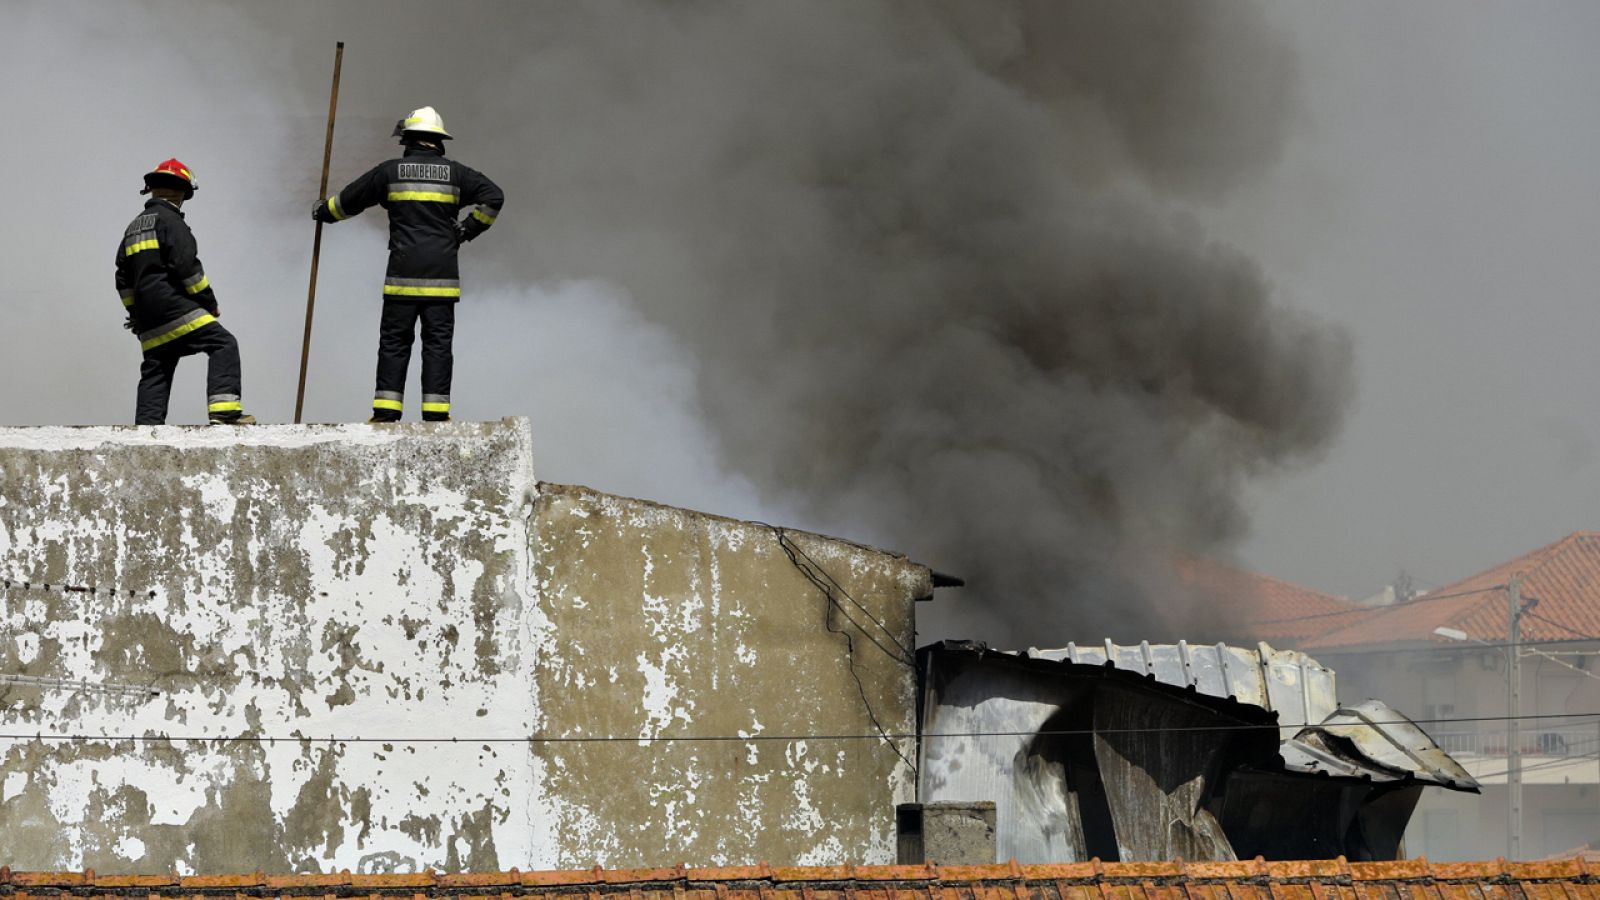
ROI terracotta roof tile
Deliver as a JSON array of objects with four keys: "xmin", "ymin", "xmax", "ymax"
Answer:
[
  {"xmin": 2, "ymin": 861, "xmax": 1597, "ymax": 900},
  {"xmin": 1302, "ymin": 532, "xmax": 1600, "ymax": 650},
  {"xmin": 1173, "ymin": 556, "xmax": 1365, "ymax": 646}
]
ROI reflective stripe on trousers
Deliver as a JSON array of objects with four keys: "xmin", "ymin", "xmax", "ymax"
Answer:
[
  {"xmin": 375, "ymin": 300, "xmax": 454, "ymax": 419},
  {"xmin": 139, "ymin": 308, "xmax": 216, "ymax": 352},
  {"xmin": 373, "ymin": 390, "xmax": 404, "ymax": 412}
]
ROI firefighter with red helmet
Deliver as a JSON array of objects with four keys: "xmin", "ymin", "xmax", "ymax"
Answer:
[
  {"xmin": 314, "ymin": 105, "xmax": 504, "ymax": 423},
  {"xmin": 115, "ymin": 158, "xmax": 254, "ymax": 425}
]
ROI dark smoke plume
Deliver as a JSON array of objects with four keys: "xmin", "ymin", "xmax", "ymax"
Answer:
[{"xmin": 270, "ymin": 0, "xmax": 1355, "ymax": 644}]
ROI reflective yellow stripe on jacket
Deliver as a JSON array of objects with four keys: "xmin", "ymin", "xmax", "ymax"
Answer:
[
  {"xmin": 383, "ymin": 277, "xmax": 461, "ymax": 298},
  {"xmin": 387, "ymin": 181, "xmax": 461, "ymax": 204}
]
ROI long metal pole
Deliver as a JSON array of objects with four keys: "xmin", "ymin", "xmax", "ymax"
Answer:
[
  {"xmin": 295, "ymin": 41, "xmax": 345, "ymax": 424},
  {"xmin": 1508, "ymin": 574, "xmax": 1523, "ymax": 859}
]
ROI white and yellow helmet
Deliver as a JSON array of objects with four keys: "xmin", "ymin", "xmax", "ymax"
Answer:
[{"xmin": 392, "ymin": 105, "xmax": 453, "ymax": 140}]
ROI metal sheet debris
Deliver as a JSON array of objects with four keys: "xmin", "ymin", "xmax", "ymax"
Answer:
[{"xmin": 917, "ymin": 641, "xmax": 1477, "ymax": 864}]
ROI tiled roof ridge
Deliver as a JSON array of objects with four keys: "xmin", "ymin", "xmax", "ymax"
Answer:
[
  {"xmin": 2, "ymin": 859, "xmax": 1596, "ymax": 891},
  {"xmin": 1515, "ymin": 530, "xmax": 1600, "ymax": 586},
  {"xmin": 1435, "ymin": 531, "xmax": 1597, "ymax": 597},
  {"xmin": 1177, "ymin": 554, "xmax": 1349, "ymax": 604}
]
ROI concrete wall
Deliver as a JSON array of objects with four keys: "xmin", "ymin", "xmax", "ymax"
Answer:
[
  {"xmin": 0, "ymin": 419, "xmax": 927, "ymax": 873},
  {"xmin": 532, "ymin": 484, "xmax": 924, "ymax": 868}
]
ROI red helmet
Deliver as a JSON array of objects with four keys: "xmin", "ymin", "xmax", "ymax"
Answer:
[{"xmin": 141, "ymin": 158, "xmax": 198, "ymax": 198}]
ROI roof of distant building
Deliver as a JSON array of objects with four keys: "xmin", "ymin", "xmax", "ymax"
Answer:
[
  {"xmin": 1300, "ymin": 531, "xmax": 1600, "ymax": 651},
  {"xmin": 1173, "ymin": 555, "xmax": 1366, "ymax": 645},
  {"xmin": 2, "ymin": 860, "xmax": 1596, "ymax": 899}
]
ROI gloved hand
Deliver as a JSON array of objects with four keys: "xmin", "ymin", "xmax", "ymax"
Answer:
[
  {"xmin": 122, "ymin": 316, "xmax": 136, "ymax": 331},
  {"xmin": 454, "ymin": 221, "xmax": 472, "ymax": 247},
  {"xmin": 313, "ymin": 199, "xmax": 337, "ymax": 223}
]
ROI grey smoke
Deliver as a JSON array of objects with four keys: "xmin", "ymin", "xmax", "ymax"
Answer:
[
  {"xmin": 449, "ymin": 1, "xmax": 1354, "ymax": 643},
  {"xmin": 14, "ymin": 1, "xmax": 1352, "ymax": 645}
]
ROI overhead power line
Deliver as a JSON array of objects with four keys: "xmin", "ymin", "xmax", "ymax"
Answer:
[{"xmin": 1, "ymin": 711, "xmax": 1594, "ymax": 747}]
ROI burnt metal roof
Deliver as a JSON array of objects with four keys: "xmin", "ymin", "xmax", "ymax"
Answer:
[
  {"xmin": 1023, "ymin": 640, "xmax": 1336, "ymax": 734},
  {"xmin": 1281, "ymin": 698, "xmax": 1478, "ymax": 790}
]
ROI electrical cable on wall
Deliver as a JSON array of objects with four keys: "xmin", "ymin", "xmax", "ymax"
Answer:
[{"xmin": 764, "ymin": 524, "xmax": 918, "ymax": 777}]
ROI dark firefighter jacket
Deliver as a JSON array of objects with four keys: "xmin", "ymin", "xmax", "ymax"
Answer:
[
  {"xmin": 320, "ymin": 144, "xmax": 504, "ymax": 301},
  {"xmin": 114, "ymin": 198, "xmax": 220, "ymax": 355}
]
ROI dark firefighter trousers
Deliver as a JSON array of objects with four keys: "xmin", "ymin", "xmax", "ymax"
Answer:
[
  {"xmin": 136, "ymin": 322, "xmax": 243, "ymax": 425},
  {"xmin": 374, "ymin": 299, "xmax": 454, "ymax": 421}
]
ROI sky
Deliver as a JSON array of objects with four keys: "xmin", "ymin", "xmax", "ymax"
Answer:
[
  {"xmin": 1215, "ymin": 3, "xmax": 1600, "ymax": 599},
  {"xmin": 5, "ymin": 1, "xmax": 1599, "ymax": 637}
]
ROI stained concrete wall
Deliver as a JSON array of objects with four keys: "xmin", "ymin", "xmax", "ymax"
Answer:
[
  {"xmin": 0, "ymin": 419, "xmax": 927, "ymax": 873},
  {"xmin": 532, "ymin": 484, "xmax": 924, "ymax": 867}
]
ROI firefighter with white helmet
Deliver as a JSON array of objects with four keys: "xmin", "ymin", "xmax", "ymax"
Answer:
[
  {"xmin": 314, "ymin": 105, "xmax": 504, "ymax": 423},
  {"xmin": 115, "ymin": 158, "xmax": 254, "ymax": 425}
]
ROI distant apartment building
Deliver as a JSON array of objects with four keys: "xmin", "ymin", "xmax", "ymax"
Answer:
[{"xmin": 1231, "ymin": 534, "xmax": 1600, "ymax": 861}]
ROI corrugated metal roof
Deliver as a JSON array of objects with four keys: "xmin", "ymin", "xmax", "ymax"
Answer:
[
  {"xmin": 1280, "ymin": 699, "xmax": 1478, "ymax": 790},
  {"xmin": 2, "ymin": 860, "xmax": 1596, "ymax": 897},
  {"xmin": 1020, "ymin": 641, "xmax": 1337, "ymax": 733},
  {"xmin": 955, "ymin": 642, "xmax": 1475, "ymax": 792}
]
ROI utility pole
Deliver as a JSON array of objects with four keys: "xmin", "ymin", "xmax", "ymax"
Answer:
[{"xmin": 1507, "ymin": 574, "xmax": 1523, "ymax": 860}]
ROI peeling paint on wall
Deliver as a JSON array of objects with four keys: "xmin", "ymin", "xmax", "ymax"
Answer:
[
  {"xmin": 531, "ymin": 485, "xmax": 926, "ymax": 868},
  {"xmin": 0, "ymin": 419, "xmax": 928, "ymax": 873},
  {"xmin": 0, "ymin": 421, "xmax": 536, "ymax": 873}
]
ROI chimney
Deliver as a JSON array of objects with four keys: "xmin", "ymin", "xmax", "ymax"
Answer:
[{"xmin": 896, "ymin": 802, "xmax": 997, "ymax": 865}]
